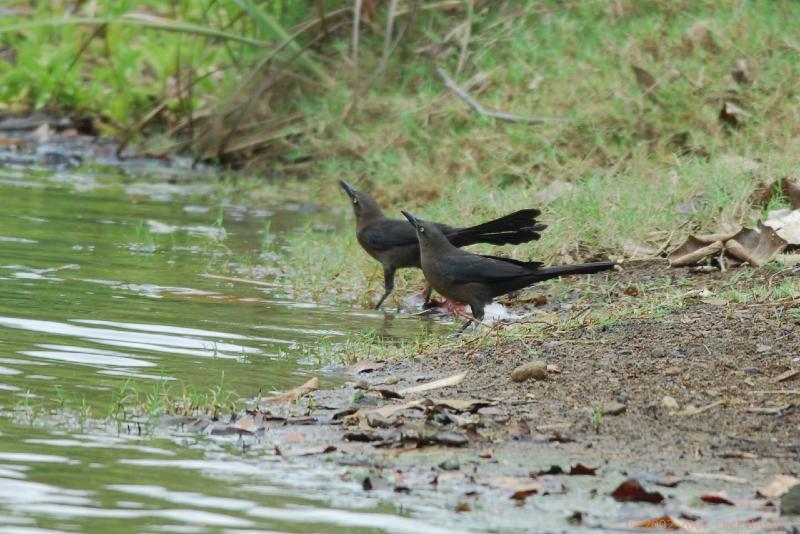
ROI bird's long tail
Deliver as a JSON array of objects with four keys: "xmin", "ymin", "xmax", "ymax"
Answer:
[
  {"xmin": 531, "ymin": 261, "xmax": 617, "ymax": 281},
  {"xmin": 449, "ymin": 209, "xmax": 547, "ymax": 247}
]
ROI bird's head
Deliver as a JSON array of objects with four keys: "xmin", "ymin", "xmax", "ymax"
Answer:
[
  {"xmin": 339, "ymin": 180, "xmax": 383, "ymax": 222},
  {"xmin": 401, "ymin": 210, "xmax": 445, "ymax": 251}
]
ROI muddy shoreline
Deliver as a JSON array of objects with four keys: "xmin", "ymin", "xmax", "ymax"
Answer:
[{"xmin": 180, "ymin": 260, "xmax": 800, "ymax": 532}]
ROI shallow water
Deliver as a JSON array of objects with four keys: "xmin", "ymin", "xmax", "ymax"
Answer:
[{"xmin": 0, "ymin": 165, "xmax": 450, "ymax": 533}]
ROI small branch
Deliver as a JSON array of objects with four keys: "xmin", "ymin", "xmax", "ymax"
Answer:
[
  {"xmin": 435, "ymin": 67, "xmax": 557, "ymax": 124},
  {"xmin": 456, "ymin": 0, "xmax": 473, "ymax": 75},
  {"xmin": 352, "ymin": 0, "xmax": 362, "ymax": 68},
  {"xmin": 379, "ymin": 0, "xmax": 399, "ymax": 76}
]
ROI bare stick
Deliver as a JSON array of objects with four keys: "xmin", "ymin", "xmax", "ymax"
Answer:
[
  {"xmin": 435, "ymin": 67, "xmax": 556, "ymax": 124},
  {"xmin": 352, "ymin": 0, "xmax": 362, "ymax": 68},
  {"xmin": 456, "ymin": 0, "xmax": 472, "ymax": 75},
  {"xmin": 379, "ymin": 0, "xmax": 399, "ymax": 76}
]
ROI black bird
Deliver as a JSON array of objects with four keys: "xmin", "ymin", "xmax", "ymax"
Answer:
[
  {"xmin": 339, "ymin": 180, "xmax": 546, "ymax": 309},
  {"xmin": 401, "ymin": 210, "xmax": 616, "ymax": 331}
]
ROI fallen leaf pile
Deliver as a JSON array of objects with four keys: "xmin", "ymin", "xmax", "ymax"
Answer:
[
  {"xmin": 669, "ymin": 178, "xmax": 800, "ymax": 269},
  {"xmin": 668, "ymin": 222, "xmax": 787, "ymax": 269}
]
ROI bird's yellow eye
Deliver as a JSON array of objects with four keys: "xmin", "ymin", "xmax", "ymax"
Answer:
[
  {"xmin": 419, "ymin": 226, "xmax": 425, "ymax": 233},
  {"xmin": 352, "ymin": 197, "xmax": 358, "ymax": 204}
]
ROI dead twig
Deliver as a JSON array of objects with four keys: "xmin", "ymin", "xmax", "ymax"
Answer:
[
  {"xmin": 677, "ymin": 399, "xmax": 725, "ymax": 416},
  {"xmin": 456, "ymin": 1, "xmax": 473, "ymax": 75},
  {"xmin": 67, "ymin": 23, "xmax": 107, "ymax": 71},
  {"xmin": 352, "ymin": 0, "xmax": 362, "ymax": 68},
  {"xmin": 379, "ymin": 0, "xmax": 399, "ymax": 76},
  {"xmin": 436, "ymin": 67, "xmax": 557, "ymax": 124}
]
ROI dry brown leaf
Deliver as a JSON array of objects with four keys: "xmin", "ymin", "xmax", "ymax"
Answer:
[
  {"xmin": 724, "ymin": 222, "xmax": 787, "ymax": 266},
  {"xmin": 678, "ymin": 399, "xmax": 724, "ymax": 416},
  {"xmin": 624, "ymin": 286, "xmax": 640, "ymax": 297},
  {"xmin": 507, "ymin": 419, "xmax": 531, "ymax": 440},
  {"xmin": 731, "ymin": 58, "xmax": 750, "ymax": 84},
  {"xmin": 694, "ymin": 230, "xmax": 740, "ymax": 242},
  {"xmin": 668, "ymin": 237, "xmax": 724, "ymax": 267},
  {"xmin": 611, "ymin": 479, "xmax": 665, "ymax": 503},
  {"xmin": 569, "ymin": 463, "xmax": 598, "ymax": 476},
  {"xmin": 751, "ymin": 177, "xmax": 800, "ymax": 208},
  {"xmin": 773, "ymin": 369, "xmax": 800, "ymax": 383},
  {"xmin": 632, "ymin": 65, "xmax": 657, "ymax": 92},
  {"xmin": 429, "ymin": 398, "xmax": 493, "ymax": 412},
  {"xmin": 757, "ymin": 474, "xmax": 800, "ymax": 499},
  {"xmin": 284, "ymin": 445, "xmax": 337, "ymax": 457},
  {"xmin": 765, "ymin": 209, "xmax": 800, "ymax": 245},
  {"xmin": 633, "ymin": 514, "xmax": 700, "ymax": 531},
  {"xmin": 701, "ymin": 493, "xmax": 735, "ymax": 506},
  {"xmin": 685, "ymin": 21, "xmax": 720, "ymax": 53},
  {"xmin": 399, "ymin": 371, "xmax": 466, "ymax": 395},
  {"xmin": 486, "ymin": 477, "xmax": 542, "ymax": 500},
  {"xmin": 656, "ymin": 476, "xmax": 684, "ymax": 488},
  {"xmin": 718, "ymin": 451, "xmax": 758, "ymax": 459},
  {"xmin": 374, "ymin": 388, "xmax": 403, "ymax": 400},
  {"xmin": 783, "ymin": 178, "xmax": 800, "ymax": 209},
  {"xmin": 347, "ymin": 360, "xmax": 381, "ymax": 375},
  {"xmin": 211, "ymin": 415, "xmax": 262, "ymax": 435},
  {"xmin": 719, "ymin": 101, "xmax": 751, "ymax": 128},
  {"xmin": 369, "ymin": 401, "xmax": 423, "ymax": 420},
  {"xmin": 264, "ymin": 377, "xmax": 320, "ymax": 404}
]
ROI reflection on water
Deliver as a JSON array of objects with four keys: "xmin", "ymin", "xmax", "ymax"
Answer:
[{"xmin": 0, "ymin": 167, "xmax": 452, "ymax": 533}]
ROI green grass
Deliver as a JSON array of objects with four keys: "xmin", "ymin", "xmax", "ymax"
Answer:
[
  {"xmin": 4, "ymin": 1, "xmax": 800, "ymax": 310},
  {"xmin": 13, "ymin": 372, "xmax": 241, "ymax": 431},
  {"xmin": 238, "ymin": 0, "xmax": 800, "ymax": 305}
]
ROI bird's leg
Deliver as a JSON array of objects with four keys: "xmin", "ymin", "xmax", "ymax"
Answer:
[
  {"xmin": 456, "ymin": 317, "xmax": 474, "ymax": 334},
  {"xmin": 452, "ymin": 305, "xmax": 483, "ymax": 335},
  {"xmin": 463, "ymin": 306, "xmax": 486, "ymax": 334},
  {"xmin": 374, "ymin": 266, "xmax": 395, "ymax": 310},
  {"xmin": 421, "ymin": 283, "xmax": 434, "ymax": 309}
]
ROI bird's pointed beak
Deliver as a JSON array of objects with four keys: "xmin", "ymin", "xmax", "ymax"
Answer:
[
  {"xmin": 401, "ymin": 210, "xmax": 418, "ymax": 227},
  {"xmin": 338, "ymin": 180, "xmax": 356, "ymax": 199}
]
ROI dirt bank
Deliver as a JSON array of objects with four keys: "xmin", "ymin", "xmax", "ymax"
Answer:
[{"xmin": 188, "ymin": 260, "xmax": 800, "ymax": 532}]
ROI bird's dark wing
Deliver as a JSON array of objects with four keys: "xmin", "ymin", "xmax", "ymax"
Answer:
[
  {"xmin": 359, "ymin": 219, "xmax": 419, "ymax": 251},
  {"xmin": 435, "ymin": 251, "xmax": 539, "ymax": 284},
  {"xmin": 480, "ymin": 254, "xmax": 543, "ymax": 269}
]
